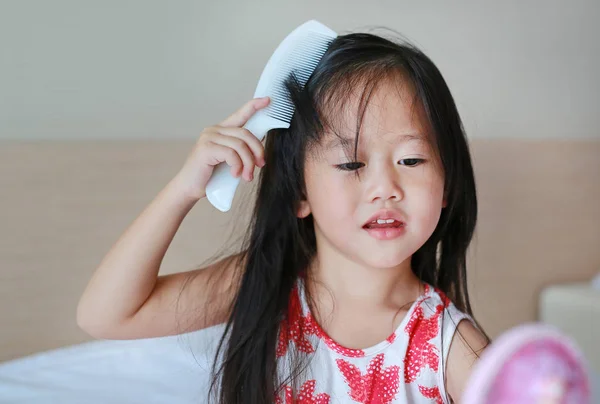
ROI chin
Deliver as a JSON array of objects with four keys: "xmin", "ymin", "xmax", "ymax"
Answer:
[{"xmin": 359, "ymin": 254, "xmax": 412, "ymax": 270}]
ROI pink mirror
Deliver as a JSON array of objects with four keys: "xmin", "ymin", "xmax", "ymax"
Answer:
[{"xmin": 462, "ymin": 323, "xmax": 591, "ymax": 404}]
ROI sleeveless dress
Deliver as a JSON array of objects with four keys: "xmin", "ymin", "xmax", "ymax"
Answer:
[{"xmin": 274, "ymin": 277, "xmax": 473, "ymax": 404}]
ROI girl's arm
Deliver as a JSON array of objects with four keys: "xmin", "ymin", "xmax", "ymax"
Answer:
[
  {"xmin": 446, "ymin": 320, "xmax": 490, "ymax": 403},
  {"xmin": 76, "ymin": 178, "xmax": 242, "ymax": 340},
  {"xmin": 76, "ymin": 97, "xmax": 269, "ymax": 340}
]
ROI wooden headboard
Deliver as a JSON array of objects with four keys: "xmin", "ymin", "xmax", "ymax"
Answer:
[{"xmin": 1, "ymin": 139, "xmax": 598, "ymax": 363}]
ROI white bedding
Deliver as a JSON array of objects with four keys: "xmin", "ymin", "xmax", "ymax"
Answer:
[
  {"xmin": 0, "ymin": 324, "xmax": 227, "ymax": 403},
  {"xmin": 0, "ymin": 324, "xmax": 599, "ymax": 403}
]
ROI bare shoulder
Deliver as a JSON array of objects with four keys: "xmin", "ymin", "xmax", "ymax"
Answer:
[
  {"xmin": 112, "ymin": 251, "xmax": 246, "ymax": 340},
  {"xmin": 446, "ymin": 319, "xmax": 490, "ymax": 403}
]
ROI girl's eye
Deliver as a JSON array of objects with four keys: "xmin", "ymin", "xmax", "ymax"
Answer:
[
  {"xmin": 399, "ymin": 158, "xmax": 424, "ymax": 167},
  {"xmin": 335, "ymin": 162, "xmax": 364, "ymax": 171},
  {"xmin": 335, "ymin": 159, "xmax": 425, "ymax": 171}
]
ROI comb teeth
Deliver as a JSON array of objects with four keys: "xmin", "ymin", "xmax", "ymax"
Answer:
[{"xmin": 264, "ymin": 32, "xmax": 334, "ymax": 124}]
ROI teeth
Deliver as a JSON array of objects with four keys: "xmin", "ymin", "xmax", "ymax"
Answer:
[{"xmin": 374, "ymin": 219, "xmax": 396, "ymax": 224}]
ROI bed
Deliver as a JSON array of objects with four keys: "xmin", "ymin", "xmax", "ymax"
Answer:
[{"xmin": 0, "ymin": 324, "xmax": 228, "ymax": 403}]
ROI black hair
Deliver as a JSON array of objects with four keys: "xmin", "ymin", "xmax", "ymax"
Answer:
[{"xmin": 186, "ymin": 29, "xmax": 489, "ymax": 403}]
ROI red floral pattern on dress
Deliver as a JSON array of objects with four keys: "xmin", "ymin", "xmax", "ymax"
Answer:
[
  {"xmin": 336, "ymin": 353, "xmax": 400, "ymax": 403},
  {"xmin": 312, "ymin": 319, "xmax": 366, "ymax": 357},
  {"xmin": 278, "ymin": 285, "xmax": 366, "ymax": 358},
  {"xmin": 276, "ymin": 380, "xmax": 331, "ymax": 404},
  {"xmin": 418, "ymin": 386, "xmax": 443, "ymax": 404},
  {"xmin": 404, "ymin": 284, "xmax": 451, "ymax": 402},
  {"xmin": 434, "ymin": 287, "xmax": 451, "ymax": 308},
  {"xmin": 277, "ymin": 285, "xmax": 317, "ymax": 357}
]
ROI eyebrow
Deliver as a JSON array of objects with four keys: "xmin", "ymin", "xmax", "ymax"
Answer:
[{"xmin": 324, "ymin": 133, "xmax": 424, "ymax": 151}]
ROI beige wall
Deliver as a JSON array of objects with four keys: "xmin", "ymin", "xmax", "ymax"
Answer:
[
  {"xmin": 2, "ymin": 1, "xmax": 599, "ymax": 141},
  {"xmin": 1, "ymin": 139, "xmax": 598, "ymax": 363},
  {"xmin": 468, "ymin": 139, "xmax": 599, "ymax": 334}
]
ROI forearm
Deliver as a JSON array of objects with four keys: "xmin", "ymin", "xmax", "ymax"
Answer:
[{"xmin": 76, "ymin": 178, "xmax": 199, "ymax": 332}]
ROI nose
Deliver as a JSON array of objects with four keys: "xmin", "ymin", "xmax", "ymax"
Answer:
[{"xmin": 365, "ymin": 161, "xmax": 404, "ymax": 203}]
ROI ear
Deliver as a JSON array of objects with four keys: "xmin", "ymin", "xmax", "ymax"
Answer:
[
  {"xmin": 442, "ymin": 198, "xmax": 448, "ymax": 208},
  {"xmin": 296, "ymin": 199, "xmax": 311, "ymax": 219}
]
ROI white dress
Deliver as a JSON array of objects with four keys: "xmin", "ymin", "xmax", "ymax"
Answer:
[{"xmin": 274, "ymin": 276, "xmax": 473, "ymax": 404}]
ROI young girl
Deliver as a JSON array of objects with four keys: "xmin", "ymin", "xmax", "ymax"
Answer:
[{"xmin": 77, "ymin": 31, "xmax": 490, "ymax": 403}]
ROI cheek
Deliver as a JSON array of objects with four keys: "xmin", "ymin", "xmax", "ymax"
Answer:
[
  {"xmin": 410, "ymin": 175, "xmax": 445, "ymax": 231},
  {"xmin": 303, "ymin": 163, "xmax": 359, "ymax": 234},
  {"xmin": 306, "ymin": 170, "xmax": 355, "ymax": 216}
]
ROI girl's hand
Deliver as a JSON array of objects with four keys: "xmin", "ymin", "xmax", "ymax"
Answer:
[{"xmin": 172, "ymin": 97, "xmax": 270, "ymax": 201}]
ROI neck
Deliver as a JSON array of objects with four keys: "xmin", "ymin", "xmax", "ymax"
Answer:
[{"xmin": 304, "ymin": 249, "xmax": 422, "ymax": 310}]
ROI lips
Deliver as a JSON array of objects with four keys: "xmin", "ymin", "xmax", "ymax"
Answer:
[
  {"xmin": 362, "ymin": 209, "xmax": 406, "ymax": 229},
  {"xmin": 364, "ymin": 220, "xmax": 403, "ymax": 229}
]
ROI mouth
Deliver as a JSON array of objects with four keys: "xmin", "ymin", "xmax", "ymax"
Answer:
[
  {"xmin": 362, "ymin": 222, "xmax": 406, "ymax": 240},
  {"xmin": 362, "ymin": 209, "xmax": 406, "ymax": 228},
  {"xmin": 362, "ymin": 219, "xmax": 405, "ymax": 230},
  {"xmin": 362, "ymin": 210, "xmax": 407, "ymax": 240}
]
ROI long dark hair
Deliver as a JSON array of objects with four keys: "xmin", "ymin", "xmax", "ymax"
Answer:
[{"xmin": 195, "ymin": 30, "xmax": 485, "ymax": 403}]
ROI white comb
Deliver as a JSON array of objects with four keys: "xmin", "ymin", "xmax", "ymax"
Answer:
[{"xmin": 205, "ymin": 20, "xmax": 337, "ymax": 212}]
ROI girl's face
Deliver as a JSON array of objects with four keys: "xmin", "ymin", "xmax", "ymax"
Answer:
[{"xmin": 298, "ymin": 80, "xmax": 446, "ymax": 269}]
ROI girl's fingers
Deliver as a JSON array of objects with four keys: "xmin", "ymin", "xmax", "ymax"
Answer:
[
  {"xmin": 213, "ymin": 126, "xmax": 265, "ymax": 166},
  {"xmin": 219, "ymin": 97, "xmax": 270, "ymax": 128},
  {"xmin": 208, "ymin": 135, "xmax": 256, "ymax": 180},
  {"xmin": 206, "ymin": 142, "xmax": 245, "ymax": 178}
]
